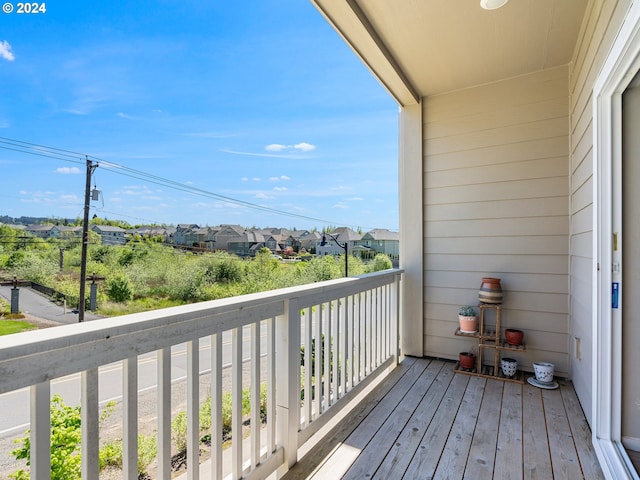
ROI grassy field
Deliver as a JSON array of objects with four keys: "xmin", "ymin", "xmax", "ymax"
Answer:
[
  {"xmin": 0, "ymin": 319, "xmax": 36, "ymax": 336},
  {"xmin": 0, "ymin": 297, "xmax": 37, "ymax": 336}
]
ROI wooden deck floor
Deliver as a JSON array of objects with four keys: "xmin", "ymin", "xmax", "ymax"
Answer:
[{"xmin": 283, "ymin": 357, "xmax": 604, "ymax": 480}]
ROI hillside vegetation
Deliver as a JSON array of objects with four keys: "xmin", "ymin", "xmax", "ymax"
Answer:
[{"xmin": 0, "ymin": 225, "xmax": 393, "ymax": 315}]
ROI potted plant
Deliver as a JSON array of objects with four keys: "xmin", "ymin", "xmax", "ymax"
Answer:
[
  {"xmin": 458, "ymin": 306, "xmax": 478, "ymax": 333},
  {"xmin": 459, "ymin": 347, "xmax": 475, "ymax": 369}
]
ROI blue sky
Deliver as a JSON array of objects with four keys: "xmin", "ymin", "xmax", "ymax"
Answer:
[{"xmin": 0, "ymin": 1, "xmax": 399, "ymax": 231}]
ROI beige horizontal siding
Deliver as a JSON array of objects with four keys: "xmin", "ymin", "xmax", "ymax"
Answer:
[
  {"xmin": 423, "ymin": 67, "xmax": 570, "ymax": 375},
  {"xmin": 426, "ymin": 254, "xmax": 569, "ymax": 276}
]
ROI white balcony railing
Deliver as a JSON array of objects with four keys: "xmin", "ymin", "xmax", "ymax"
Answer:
[{"xmin": 0, "ymin": 269, "xmax": 402, "ymax": 480}]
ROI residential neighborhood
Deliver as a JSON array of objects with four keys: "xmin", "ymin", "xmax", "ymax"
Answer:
[{"xmin": 6, "ymin": 219, "xmax": 400, "ymax": 262}]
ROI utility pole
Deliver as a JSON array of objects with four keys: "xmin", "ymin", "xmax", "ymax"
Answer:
[{"xmin": 78, "ymin": 157, "xmax": 98, "ymax": 322}]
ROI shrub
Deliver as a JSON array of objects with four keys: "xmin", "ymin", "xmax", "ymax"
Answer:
[
  {"xmin": 11, "ymin": 395, "xmax": 82, "ymax": 480},
  {"xmin": 99, "ymin": 434, "xmax": 157, "ymax": 478},
  {"xmin": 105, "ymin": 274, "xmax": 133, "ymax": 303},
  {"xmin": 11, "ymin": 396, "xmax": 115, "ymax": 480},
  {"xmin": 171, "ymin": 411, "xmax": 188, "ymax": 456},
  {"xmin": 368, "ymin": 253, "xmax": 393, "ymax": 272}
]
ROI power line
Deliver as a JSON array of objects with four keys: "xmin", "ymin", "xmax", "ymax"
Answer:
[{"xmin": 0, "ymin": 136, "xmax": 391, "ymax": 231}]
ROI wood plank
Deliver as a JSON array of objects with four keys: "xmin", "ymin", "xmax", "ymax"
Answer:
[
  {"xmin": 373, "ymin": 362, "xmax": 460, "ymax": 479},
  {"xmin": 543, "ymin": 387, "xmax": 584, "ymax": 479},
  {"xmin": 282, "ymin": 356, "xmax": 420, "ymax": 480},
  {"xmin": 341, "ymin": 360, "xmax": 446, "ymax": 480},
  {"xmin": 463, "ymin": 379, "xmax": 504, "ymax": 479},
  {"xmin": 494, "ymin": 382, "xmax": 523, "ymax": 479},
  {"xmin": 523, "ymin": 382, "xmax": 553, "ymax": 480},
  {"xmin": 279, "ymin": 358, "xmax": 602, "ymax": 480},
  {"xmin": 560, "ymin": 383, "xmax": 604, "ymax": 479},
  {"xmin": 428, "ymin": 375, "xmax": 486, "ymax": 480},
  {"xmin": 404, "ymin": 375, "xmax": 472, "ymax": 479}
]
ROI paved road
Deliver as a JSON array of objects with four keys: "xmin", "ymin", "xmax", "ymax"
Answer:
[
  {"xmin": 0, "ymin": 288, "xmax": 269, "ymax": 437},
  {"xmin": 0, "ymin": 285, "xmax": 101, "ymax": 323}
]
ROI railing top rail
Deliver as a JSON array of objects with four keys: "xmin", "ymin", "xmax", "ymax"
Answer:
[{"xmin": 0, "ymin": 269, "xmax": 402, "ymax": 394}]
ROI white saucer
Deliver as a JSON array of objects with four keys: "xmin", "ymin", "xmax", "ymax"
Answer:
[
  {"xmin": 527, "ymin": 376, "xmax": 559, "ymax": 390},
  {"xmin": 459, "ymin": 329, "xmax": 477, "ymax": 334}
]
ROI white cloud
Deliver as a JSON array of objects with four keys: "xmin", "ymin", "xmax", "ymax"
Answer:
[
  {"xmin": 294, "ymin": 142, "xmax": 315, "ymax": 152},
  {"xmin": 265, "ymin": 144, "xmax": 286, "ymax": 152},
  {"xmin": 273, "ymin": 186, "xmax": 288, "ymax": 191},
  {"xmin": 346, "ymin": 197, "xmax": 364, "ymax": 201},
  {"xmin": 252, "ymin": 177, "xmax": 261, "ymax": 182},
  {"xmin": 55, "ymin": 167, "xmax": 81, "ymax": 174},
  {"xmin": 332, "ymin": 203, "xmax": 349, "ymax": 209},
  {"xmin": 222, "ymin": 148, "xmax": 314, "ymax": 160},
  {"xmin": 241, "ymin": 177, "xmax": 249, "ymax": 182},
  {"xmin": 117, "ymin": 112, "xmax": 134, "ymax": 119},
  {"xmin": 0, "ymin": 41, "xmax": 15, "ymax": 61},
  {"xmin": 269, "ymin": 175, "xmax": 291, "ymax": 182},
  {"xmin": 264, "ymin": 142, "xmax": 316, "ymax": 153}
]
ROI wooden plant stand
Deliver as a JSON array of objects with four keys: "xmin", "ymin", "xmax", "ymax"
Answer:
[{"xmin": 454, "ymin": 304, "xmax": 526, "ymax": 384}]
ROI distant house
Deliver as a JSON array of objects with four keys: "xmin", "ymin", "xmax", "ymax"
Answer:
[
  {"xmin": 194, "ymin": 226, "xmax": 216, "ymax": 249},
  {"xmin": 263, "ymin": 234, "xmax": 283, "ymax": 254},
  {"xmin": 57, "ymin": 225, "xmax": 82, "ymax": 237},
  {"xmin": 227, "ymin": 231, "xmax": 265, "ymax": 257},
  {"xmin": 213, "ymin": 224, "xmax": 246, "ymax": 251},
  {"xmin": 316, "ymin": 227, "xmax": 362, "ymax": 257},
  {"xmin": 91, "ymin": 225, "xmax": 126, "ymax": 245},
  {"xmin": 360, "ymin": 229, "xmax": 400, "ymax": 259},
  {"xmin": 174, "ymin": 224, "xmax": 199, "ymax": 246},
  {"xmin": 291, "ymin": 230, "xmax": 321, "ymax": 253},
  {"xmin": 25, "ymin": 224, "xmax": 60, "ymax": 239}
]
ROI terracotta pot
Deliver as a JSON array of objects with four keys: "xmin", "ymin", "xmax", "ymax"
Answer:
[
  {"xmin": 479, "ymin": 277, "xmax": 503, "ymax": 304},
  {"xmin": 458, "ymin": 315, "xmax": 478, "ymax": 333},
  {"xmin": 504, "ymin": 328, "xmax": 524, "ymax": 346},
  {"xmin": 459, "ymin": 352, "xmax": 475, "ymax": 369}
]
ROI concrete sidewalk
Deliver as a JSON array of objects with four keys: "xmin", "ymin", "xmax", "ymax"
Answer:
[{"xmin": 0, "ymin": 285, "xmax": 102, "ymax": 324}]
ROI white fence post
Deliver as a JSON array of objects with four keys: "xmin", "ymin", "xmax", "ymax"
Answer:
[
  {"xmin": 30, "ymin": 382, "xmax": 50, "ymax": 480},
  {"xmin": 276, "ymin": 298, "xmax": 301, "ymax": 473},
  {"xmin": 81, "ymin": 369, "xmax": 99, "ymax": 480}
]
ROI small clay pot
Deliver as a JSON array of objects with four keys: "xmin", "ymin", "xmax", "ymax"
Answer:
[
  {"xmin": 459, "ymin": 315, "xmax": 478, "ymax": 333},
  {"xmin": 479, "ymin": 277, "xmax": 503, "ymax": 304},
  {"xmin": 504, "ymin": 328, "xmax": 524, "ymax": 346},
  {"xmin": 459, "ymin": 352, "xmax": 475, "ymax": 369}
]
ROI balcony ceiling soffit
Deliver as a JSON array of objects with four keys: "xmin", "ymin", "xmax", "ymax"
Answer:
[{"xmin": 312, "ymin": 0, "xmax": 588, "ymax": 103}]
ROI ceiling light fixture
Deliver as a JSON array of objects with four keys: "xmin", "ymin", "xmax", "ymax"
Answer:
[{"xmin": 480, "ymin": 0, "xmax": 509, "ymax": 10}]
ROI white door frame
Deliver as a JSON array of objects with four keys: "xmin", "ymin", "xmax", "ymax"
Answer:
[{"xmin": 593, "ymin": 3, "xmax": 640, "ymax": 478}]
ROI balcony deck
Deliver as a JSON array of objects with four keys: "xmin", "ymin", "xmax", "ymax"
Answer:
[{"xmin": 283, "ymin": 356, "xmax": 604, "ymax": 480}]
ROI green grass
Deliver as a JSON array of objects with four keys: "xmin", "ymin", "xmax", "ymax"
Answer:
[{"xmin": 0, "ymin": 320, "xmax": 37, "ymax": 336}]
